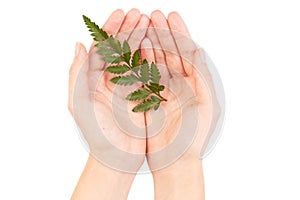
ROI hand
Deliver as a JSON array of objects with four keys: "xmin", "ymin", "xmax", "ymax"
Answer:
[
  {"xmin": 69, "ymin": 9, "xmax": 222, "ymax": 200},
  {"xmin": 69, "ymin": 9, "xmax": 150, "ymax": 200},
  {"xmin": 68, "ymin": 9, "xmax": 150, "ymax": 173},
  {"xmin": 144, "ymin": 10, "xmax": 220, "ymax": 170},
  {"xmin": 141, "ymin": 10, "xmax": 221, "ymax": 199}
]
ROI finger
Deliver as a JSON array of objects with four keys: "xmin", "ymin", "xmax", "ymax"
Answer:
[
  {"xmin": 167, "ymin": 12, "xmax": 191, "ymax": 38},
  {"xmin": 167, "ymin": 12, "xmax": 214, "ymax": 103},
  {"xmin": 167, "ymin": 12, "xmax": 196, "ymax": 76},
  {"xmin": 68, "ymin": 42, "xmax": 88, "ymax": 115},
  {"xmin": 146, "ymin": 23, "xmax": 166, "ymax": 65},
  {"xmin": 89, "ymin": 9, "xmax": 125, "ymax": 71},
  {"xmin": 127, "ymin": 14, "xmax": 150, "ymax": 51},
  {"xmin": 104, "ymin": 8, "xmax": 141, "ymax": 89},
  {"xmin": 150, "ymin": 10, "xmax": 185, "ymax": 75},
  {"xmin": 146, "ymin": 22, "xmax": 171, "ymax": 82},
  {"xmin": 192, "ymin": 49, "xmax": 215, "ymax": 101},
  {"xmin": 89, "ymin": 9, "xmax": 125, "ymax": 53},
  {"xmin": 103, "ymin": 9, "xmax": 125, "ymax": 35},
  {"xmin": 117, "ymin": 8, "xmax": 141, "ymax": 42}
]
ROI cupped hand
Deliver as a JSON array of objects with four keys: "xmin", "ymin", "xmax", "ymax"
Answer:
[
  {"xmin": 68, "ymin": 9, "xmax": 150, "ymax": 173},
  {"xmin": 142, "ymin": 11, "xmax": 221, "ymax": 171},
  {"xmin": 69, "ymin": 9, "xmax": 221, "ymax": 173}
]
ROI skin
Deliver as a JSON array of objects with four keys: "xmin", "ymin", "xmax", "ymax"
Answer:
[
  {"xmin": 69, "ymin": 9, "xmax": 220, "ymax": 200},
  {"xmin": 146, "ymin": 10, "xmax": 213, "ymax": 164},
  {"xmin": 69, "ymin": 9, "xmax": 149, "ymax": 199},
  {"xmin": 142, "ymin": 10, "xmax": 213, "ymax": 200}
]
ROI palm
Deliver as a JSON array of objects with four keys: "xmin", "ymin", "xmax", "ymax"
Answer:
[{"xmin": 145, "ymin": 55, "xmax": 213, "ymax": 170}]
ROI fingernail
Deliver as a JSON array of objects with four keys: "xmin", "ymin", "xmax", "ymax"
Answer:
[{"xmin": 75, "ymin": 42, "xmax": 80, "ymax": 57}]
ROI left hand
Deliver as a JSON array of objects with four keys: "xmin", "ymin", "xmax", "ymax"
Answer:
[{"xmin": 68, "ymin": 9, "xmax": 150, "ymax": 173}]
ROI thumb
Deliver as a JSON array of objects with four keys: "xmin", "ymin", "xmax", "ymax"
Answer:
[{"xmin": 68, "ymin": 42, "xmax": 88, "ymax": 115}]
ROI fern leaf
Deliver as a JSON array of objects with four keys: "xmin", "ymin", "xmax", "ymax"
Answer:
[
  {"xmin": 106, "ymin": 65, "xmax": 130, "ymax": 74},
  {"xmin": 126, "ymin": 88, "xmax": 151, "ymax": 101},
  {"xmin": 110, "ymin": 75, "xmax": 139, "ymax": 86},
  {"xmin": 140, "ymin": 59, "xmax": 150, "ymax": 83},
  {"xmin": 132, "ymin": 96, "xmax": 161, "ymax": 112},
  {"xmin": 83, "ymin": 15, "xmax": 108, "ymax": 41},
  {"xmin": 150, "ymin": 62, "xmax": 161, "ymax": 84}
]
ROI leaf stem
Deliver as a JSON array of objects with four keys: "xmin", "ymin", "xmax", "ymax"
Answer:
[{"xmin": 156, "ymin": 93, "xmax": 168, "ymax": 102}]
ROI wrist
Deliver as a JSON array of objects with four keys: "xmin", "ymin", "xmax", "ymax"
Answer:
[
  {"xmin": 86, "ymin": 155, "xmax": 135, "ymax": 186},
  {"xmin": 152, "ymin": 155, "xmax": 202, "ymax": 178},
  {"xmin": 152, "ymin": 156, "xmax": 205, "ymax": 200},
  {"xmin": 72, "ymin": 155, "xmax": 136, "ymax": 200}
]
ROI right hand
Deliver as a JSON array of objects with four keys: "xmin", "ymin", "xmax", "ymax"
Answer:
[{"xmin": 142, "ymin": 10, "xmax": 221, "ymax": 171}]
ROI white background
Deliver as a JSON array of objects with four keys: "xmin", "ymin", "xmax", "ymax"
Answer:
[{"xmin": 0, "ymin": 0, "xmax": 299, "ymax": 199}]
